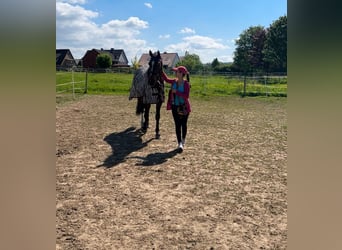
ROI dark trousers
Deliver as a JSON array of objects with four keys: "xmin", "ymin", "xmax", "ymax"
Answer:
[{"xmin": 171, "ymin": 105, "xmax": 189, "ymax": 143}]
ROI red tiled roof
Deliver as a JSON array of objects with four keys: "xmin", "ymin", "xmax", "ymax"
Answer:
[{"xmin": 138, "ymin": 52, "xmax": 180, "ymax": 68}]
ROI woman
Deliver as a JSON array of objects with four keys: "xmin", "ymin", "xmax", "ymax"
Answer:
[{"xmin": 162, "ymin": 66, "xmax": 191, "ymax": 153}]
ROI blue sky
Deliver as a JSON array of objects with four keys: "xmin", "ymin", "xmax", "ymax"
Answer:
[{"xmin": 56, "ymin": 0, "xmax": 286, "ymax": 64}]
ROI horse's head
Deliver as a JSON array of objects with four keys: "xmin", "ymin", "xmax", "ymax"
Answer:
[{"xmin": 148, "ymin": 50, "xmax": 163, "ymax": 87}]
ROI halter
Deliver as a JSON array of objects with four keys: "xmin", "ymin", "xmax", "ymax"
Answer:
[{"xmin": 148, "ymin": 50, "xmax": 163, "ymax": 87}]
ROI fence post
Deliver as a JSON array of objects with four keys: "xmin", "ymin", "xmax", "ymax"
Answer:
[
  {"xmin": 84, "ymin": 70, "xmax": 88, "ymax": 94},
  {"xmin": 243, "ymin": 75, "xmax": 247, "ymax": 97},
  {"xmin": 72, "ymin": 68, "xmax": 75, "ymax": 99}
]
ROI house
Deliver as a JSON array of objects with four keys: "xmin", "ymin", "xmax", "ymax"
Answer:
[
  {"xmin": 138, "ymin": 52, "xmax": 180, "ymax": 69},
  {"xmin": 56, "ymin": 49, "xmax": 77, "ymax": 69},
  {"xmin": 81, "ymin": 48, "xmax": 129, "ymax": 68},
  {"xmin": 74, "ymin": 59, "xmax": 82, "ymax": 67}
]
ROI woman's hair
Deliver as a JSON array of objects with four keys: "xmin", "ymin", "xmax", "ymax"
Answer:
[{"xmin": 184, "ymin": 73, "xmax": 190, "ymax": 82}]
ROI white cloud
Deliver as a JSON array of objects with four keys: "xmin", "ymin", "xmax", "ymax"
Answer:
[
  {"xmin": 101, "ymin": 17, "xmax": 148, "ymax": 38},
  {"xmin": 56, "ymin": 2, "xmax": 98, "ymax": 20},
  {"xmin": 179, "ymin": 27, "xmax": 196, "ymax": 34},
  {"xmin": 144, "ymin": 3, "xmax": 152, "ymax": 8},
  {"xmin": 56, "ymin": 2, "xmax": 99, "ymax": 39},
  {"xmin": 183, "ymin": 36, "xmax": 228, "ymax": 50},
  {"xmin": 56, "ymin": 2, "xmax": 235, "ymax": 64},
  {"xmin": 56, "ymin": 0, "xmax": 87, "ymax": 4},
  {"xmin": 159, "ymin": 34, "xmax": 170, "ymax": 39},
  {"xmin": 56, "ymin": 2, "xmax": 150, "ymax": 61},
  {"xmin": 165, "ymin": 35, "xmax": 232, "ymax": 63},
  {"xmin": 232, "ymin": 37, "xmax": 239, "ymax": 43}
]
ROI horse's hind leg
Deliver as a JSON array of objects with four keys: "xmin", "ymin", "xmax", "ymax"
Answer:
[{"xmin": 155, "ymin": 102, "xmax": 162, "ymax": 138}]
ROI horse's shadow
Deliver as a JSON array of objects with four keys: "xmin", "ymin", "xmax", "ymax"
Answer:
[
  {"xmin": 97, "ymin": 126, "xmax": 153, "ymax": 168},
  {"xmin": 98, "ymin": 126, "xmax": 178, "ymax": 168}
]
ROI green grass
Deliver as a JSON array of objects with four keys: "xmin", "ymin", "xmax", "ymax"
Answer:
[
  {"xmin": 183, "ymin": 74, "xmax": 286, "ymax": 97},
  {"xmin": 56, "ymin": 71, "xmax": 287, "ymax": 98},
  {"xmin": 56, "ymin": 71, "xmax": 130, "ymax": 95},
  {"xmin": 87, "ymin": 72, "xmax": 132, "ymax": 94}
]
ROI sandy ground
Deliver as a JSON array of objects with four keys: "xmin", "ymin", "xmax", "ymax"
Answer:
[{"xmin": 56, "ymin": 95, "xmax": 287, "ymax": 249}]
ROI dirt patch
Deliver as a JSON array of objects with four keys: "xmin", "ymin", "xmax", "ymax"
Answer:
[{"xmin": 56, "ymin": 95, "xmax": 287, "ymax": 249}]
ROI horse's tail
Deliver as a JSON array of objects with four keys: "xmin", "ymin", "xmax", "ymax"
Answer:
[{"xmin": 136, "ymin": 97, "xmax": 144, "ymax": 115}]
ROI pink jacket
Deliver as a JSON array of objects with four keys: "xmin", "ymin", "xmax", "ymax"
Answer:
[{"xmin": 162, "ymin": 71, "xmax": 191, "ymax": 113}]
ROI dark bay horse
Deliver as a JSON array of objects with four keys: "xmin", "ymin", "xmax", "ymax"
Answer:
[{"xmin": 129, "ymin": 50, "xmax": 165, "ymax": 138}]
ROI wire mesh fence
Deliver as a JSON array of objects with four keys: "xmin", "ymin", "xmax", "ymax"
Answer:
[
  {"xmin": 56, "ymin": 68, "xmax": 287, "ymax": 98},
  {"xmin": 56, "ymin": 68, "xmax": 88, "ymax": 99}
]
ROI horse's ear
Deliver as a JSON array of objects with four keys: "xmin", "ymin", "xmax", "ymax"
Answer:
[{"xmin": 149, "ymin": 50, "xmax": 153, "ymax": 56}]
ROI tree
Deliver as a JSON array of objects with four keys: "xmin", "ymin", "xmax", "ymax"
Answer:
[
  {"xmin": 177, "ymin": 52, "xmax": 203, "ymax": 73},
  {"xmin": 211, "ymin": 58, "xmax": 220, "ymax": 71},
  {"xmin": 233, "ymin": 26, "xmax": 266, "ymax": 74},
  {"xmin": 263, "ymin": 15, "xmax": 287, "ymax": 72},
  {"xmin": 96, "ymin": 53, "xmax": 112, "ymax": 68},
  {"xmin": 131, "ymin": 56, "xmax": 140, "ymax": 70},
  {"xmin": 215, "ymin": 62, "xmax": 233, "ymax": 73}
]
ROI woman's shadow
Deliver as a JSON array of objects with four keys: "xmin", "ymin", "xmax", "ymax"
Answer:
[
  {"xmin": 97, "ymin": 126, "xmax": 153, "ymax": 168},
  {"xmin": 129, "ymin": 149, "xmax": 179, "ymax": 166}
]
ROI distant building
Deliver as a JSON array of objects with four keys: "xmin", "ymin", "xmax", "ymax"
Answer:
[
  {"xmin": 138, "ymin": 52, "xmax": 180, "ymax": 69},
  {"xmin": 56, "ymin": 49, "xmax": 77, "ymax": 69},
  {"xmin": 81, "ymin": 48, "xmax": 129, "ymax": 68}
]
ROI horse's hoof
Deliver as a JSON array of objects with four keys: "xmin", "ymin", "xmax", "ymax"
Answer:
[{"xmin": 155, "ymin": 133, "xmax": 160, "ymax": 139}]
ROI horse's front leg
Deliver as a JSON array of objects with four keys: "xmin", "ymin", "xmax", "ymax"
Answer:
[
  {"xmin": 142, "ymin": 104, "xmax": 150, "ymax": 132},
  {"xmin": 155, "ymin": 102, "xmax": 162, "ymax": 139}
]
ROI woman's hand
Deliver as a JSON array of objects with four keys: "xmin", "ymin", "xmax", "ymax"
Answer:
[{"xmin": 172, "ymin": 89, "xmax": 177, "ymax": 94}]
